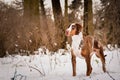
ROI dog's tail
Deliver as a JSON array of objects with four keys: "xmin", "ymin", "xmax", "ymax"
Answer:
[{"xmin": 100, "ymin": 46, "xmax": 107, "ymax": 58}]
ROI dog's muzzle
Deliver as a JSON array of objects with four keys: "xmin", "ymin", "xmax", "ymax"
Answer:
[{"xmin": 65, "ymin": 30, "xmax": 70, "ymax": 36}]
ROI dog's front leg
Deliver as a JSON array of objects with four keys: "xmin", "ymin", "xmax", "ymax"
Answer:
[{"xmin": 71, "ymin": 49, "xmax": 76, "ymax": 76}]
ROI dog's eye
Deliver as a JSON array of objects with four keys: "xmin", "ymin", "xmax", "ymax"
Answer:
[{"xmin": 72, "ymin": 26, "xmax": 75, "ymax": 30}]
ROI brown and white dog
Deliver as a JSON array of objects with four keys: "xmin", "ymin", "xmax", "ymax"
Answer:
[{"xmin": 66, "ymin": 23, "xmax": 106, "ymax": 76}]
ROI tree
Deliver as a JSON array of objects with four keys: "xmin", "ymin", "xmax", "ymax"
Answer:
[
  {"xmin": 23, "ymin": 0, "xmax": 39, "ymax": 22},
  {"xmin": 51, "ymin": 0, "xmax": 66, "ymax": 51},
  {"xmin": 39, "ymin": 0, "xmax": 53, "ymax": 50},
  {"xmin": 23, "ymin": 0, "xmax": 41, "ymax": 52},
  {"xmin": 64, "ymin": 0, "xmax": 69, "ymax": 28},
  {"xmin": 100, "ymin": 0, "xmax": 120, "ymax": 47},
  {"xmin": 84, "ymin": 0, "xmax": 94, "ymax": 35},
  {"xmin": 69, "ymin": 0, "xmax": 82, "ymax": 23},
  {"xmin": 0, "ymin": 1, "xmax": 22, "ymax": 57}
]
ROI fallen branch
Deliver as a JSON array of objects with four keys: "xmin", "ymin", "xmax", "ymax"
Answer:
[
  {"xmin": 29, "ymin": 65, "xmax": 45, "ymax": 76},
  {"xmin": 106, "ymin": 71, "xmax": 115, "ymax": 80}
]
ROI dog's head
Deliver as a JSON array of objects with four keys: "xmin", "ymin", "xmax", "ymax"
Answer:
[{"xmin": 66, "ymin": 23, "xmax": 82, "ymax": 36}]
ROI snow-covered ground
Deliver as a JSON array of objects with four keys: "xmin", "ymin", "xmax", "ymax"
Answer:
[{"xmin": 0, "ymin": 48, "xmax": 120, "ymax": 80}]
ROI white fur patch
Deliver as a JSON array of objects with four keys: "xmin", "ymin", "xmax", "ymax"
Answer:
[
  {"xmin": 72, "ymin": 32, "xmax": 84, "ymax": 58},
  {"xmin": 66, "ymin": 23, "xmax": 75, "ymax": 32}
]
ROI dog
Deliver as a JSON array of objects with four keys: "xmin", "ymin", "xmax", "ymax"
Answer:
[{"xmin": 66, "ymin": 23, "xmax": 106, "ymax": 76}]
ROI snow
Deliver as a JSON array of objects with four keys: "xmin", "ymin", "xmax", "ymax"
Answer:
[{"xmin": 0, "ymin": 48, "xmax": 120, "ymax": 80}]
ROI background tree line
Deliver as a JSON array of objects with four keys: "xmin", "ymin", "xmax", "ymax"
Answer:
[{"xmin": 0, "ymin": 0, "xmax": 120, "ymax": 57}]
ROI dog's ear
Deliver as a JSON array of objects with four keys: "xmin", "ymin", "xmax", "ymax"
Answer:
[{"xmin": 75, "ymin": 23, "xmax": 82, "ymax": 35}]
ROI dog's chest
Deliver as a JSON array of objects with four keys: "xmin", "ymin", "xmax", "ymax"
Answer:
[{"xmin": 71, "ymin": 33, "xmax": 84, "ymax": 58}]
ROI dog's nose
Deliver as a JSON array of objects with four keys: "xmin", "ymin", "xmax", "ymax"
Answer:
[{"xmin": 66, "ymin": 30, "xmax": 69, "ymax": 36}]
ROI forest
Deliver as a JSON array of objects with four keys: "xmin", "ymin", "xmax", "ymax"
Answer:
[
  {"xmin": 0, "ymin": 0, "xmax": 120, "ymax": 80},
  {"xmin": 0, "ymin": 0, "xmax": 120, "ymax": 57}
]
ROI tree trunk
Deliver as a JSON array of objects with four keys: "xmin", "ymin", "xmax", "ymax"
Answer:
[
  {"xmin": 40, "ymin": 0, "xmax": 53, "ymax": 50},
  {"xmin": 64, "ymin": 0, "xmax": 69, "ymax": 28},
  {"xmin": 64, "ymin": 0, "xmax": 71, "ymax": 45},
  {"xmin": 84, "ymin": 0, "xmax": 88, "ymax": 35},
  {"xmin": 23, "ymin": 0, "xmax": 41, "ymax": 52},
  {"xmin": 23, "ymin": 0, "xmax": 30, "ymax": 20},
  {"xmin": 51, "ymin": 0, "xmax": 66, "ymax": 51},
  {"xmin": 31, "ymin": 0, "xmax": 40, "ymax": 22},
  {"xmin": 84, "ymin": 0, "xmax": 94, "ymax": 35},
  {"xmin": 0, "ymin": 36, "xmax": 6, "ymax": 57},
  {"xmin": 23, "ymin": 0, "xmax": 40, "ymax": 20}
]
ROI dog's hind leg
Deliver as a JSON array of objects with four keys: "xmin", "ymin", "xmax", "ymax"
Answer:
[
  {"xmin": 95, "ymin": 47, "xmax": 106, "ymax": 72},
  {"xmin": 85, "ymin": 55, "xmax": 92, "ymax": 76},
  {"xmin": 100, "ymin": 47, "xmax": 106, "ymax": 72}
]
